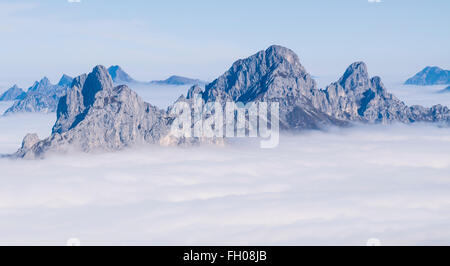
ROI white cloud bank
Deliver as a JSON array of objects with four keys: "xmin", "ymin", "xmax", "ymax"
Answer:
[{"xmin": 1, "ymin": 111, "xmax": 450, "ymax": 245}]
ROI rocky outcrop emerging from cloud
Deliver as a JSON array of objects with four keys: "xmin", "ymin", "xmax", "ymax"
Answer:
[
  {"xmin": 11, "ymin": 45, "xmax": 450, "ymax": 158},
  {"xmin": 200, "ymin": 45, "xmax": 347, "ymax": 130},
  {"xmin": 0, "ymin": 85, "xmax": 26, "ymax": 101},
  {"xmin": 4, "ymin": 75, "xmax": 73, "ymax": 115},
  {"xmin": 405, "ymin": 66, "xmax": 450, "ymax": 85},
  {"xmin": 200, "ymin": 45, "xmax": 449, "ymax": 128},
  {"xmin": 311, "ymin": 62, "xmax": 449, "ymax": 124},
  {"xmin": 15, "ymin": 66, "xmax": 173, "ymax": 159}
]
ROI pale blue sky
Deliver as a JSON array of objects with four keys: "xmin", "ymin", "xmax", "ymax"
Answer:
[{"xmin": 0, "ymin": 0, "xmax": 449, "ymax": 89}]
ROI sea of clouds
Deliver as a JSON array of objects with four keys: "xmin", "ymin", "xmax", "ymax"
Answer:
[
  {"xmin": 1, "ymin": 82, "xmax": 450, "ymax": 246},
  {"xmin": 385, "ymin": 82, "xmax": 450, "ymax": 108},
  {"xmin": 1, "ymin": 105, "xmax": 450, "ymax": 245}
]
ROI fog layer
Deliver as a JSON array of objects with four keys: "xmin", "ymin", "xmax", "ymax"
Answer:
[{"xmin": 0, "ymin": 117, "xmax": 449, "ymax": 245}]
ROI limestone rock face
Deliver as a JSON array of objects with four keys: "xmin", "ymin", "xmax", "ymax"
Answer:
[
  {"xmin": 0, "ymin": 85, "xmax": 26, "ymax": 101},
  {"xmin": 14, "ymin": 134, "xmax": 41, "ymax": 159},
  {"xmin": 201, "ymin": 45, "xmax": 347, "ymax": 129},
  {"xmin": 201, "ymin": 46, "xmax": 449, "ymax": 126},
  {"xmin": 311, "ymin": 62, "xmax": 449, "ymax": 124},
  {"xmin": 15, "ymin": 66, "xmax": 172, "ymax": 159},
  {"xmin": 186, "ymin": 85, "xmax": 204, "ymax": 99}
]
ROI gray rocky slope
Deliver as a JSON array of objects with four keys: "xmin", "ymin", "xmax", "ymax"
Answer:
[
  {"xmin": 310, "ymin": 62, "xmax": 449, "ymax": 124},
  {"xmin": 11, "ymin": 45, "xmax": 450, "ymax": 158},
  {"xmin": 4, "ymin": 75, "xmax": 73, "ymax": 115},
  {"xmin": 14, "ymin": 66, "xmax": 171, "ymax": 159},
  {"xmin": 198, "ymin": 45, "xmax": 448, "ymax": 126},
  {"xmin": 0, "ymin": 85, "xmax": 26, "ymax": 101}
]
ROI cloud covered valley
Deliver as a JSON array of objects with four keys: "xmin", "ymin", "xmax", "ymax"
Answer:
[{"xmin": 0, "ymin": 105, "xmax": 450, "ymax": 245}]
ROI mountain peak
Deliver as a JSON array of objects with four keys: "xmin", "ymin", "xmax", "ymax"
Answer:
[
  {"xmin": 58, "ymin": 74, "xmax": 74, "ymax": 87},
  {"xmin": 339, "ymin": 61, "xmax": 370, "ymax": 91},
  {"xmin": 424, "ymin": 66, "xmax": 443, "ymax": 71},
  {"xmin": 405, "ymin": 66, "xmax": 450, "ymax": 85},
  {"xmin": 343, "ymin": 62, "xmax": 368, "ymax": 76},
  {"xmin": 28, "ymin": 77, "xmax": 53, "ymax": 93},
  {"xmin": 0, "ymin": 84, "xmax": 26, "ymax": 101},
  {"xmin": 266, "ymin": 45, "xmax": 297, "ymax": 57},
  {"xmin": 82, "ymin": 65, "xmax": 114, "ymax": 107},
  {"xmin": 108, "ymin": 65, "xmax": 135, "ymax": 84},
  {"xmin": 263, "ymin": 45, "xmax": 304, "ymax": 70},
  {"xmin": 39, "ymin": 77, "xmax": 51, "ymax": 86},
  {"xmin": 203, "ymin": 44, "xmax": 314, "ymax": 104}
]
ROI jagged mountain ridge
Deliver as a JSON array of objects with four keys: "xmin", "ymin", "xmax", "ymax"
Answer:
[
  {"xmin": 14, "ymin": 66, "xmax": 173, "ymax": 159},
  {"xmin": 11, "ymin": 45, "xmax": 450, "ymax": 158},
  {"xmin": 198, "ymin": 45, "xmax": 449, "ymax": 127},
  {"xmin": 311, "ymin": 62, "xmax": 449, "ymax": 123},
  {"xmin": 4, "ymin": 75, "xmax": 73, "ymax": 115}
]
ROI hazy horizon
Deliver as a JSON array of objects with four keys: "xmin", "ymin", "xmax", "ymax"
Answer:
[{"xmin": 0, "ymin": 0, "xmax": 449, "ymax": 89}]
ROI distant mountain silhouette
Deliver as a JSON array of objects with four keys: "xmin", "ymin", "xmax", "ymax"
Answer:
[
  {"xmin": 0, "ymin": 85, "xmax": 26, "ymax": 101},
  {"xmin": 4, "ymin": 75, "xmax": 72, "ymax": 115},
  {"xmin": 405, "ymin": 66, "xmax": 450, "ymax": 85},
  {"xmin": 108, "ymin": 65, "xmax": 136, "ymax": 84},
  {"xmin": 108, "ymin": 65, "xmax": 205, "ymax": 86},
  {"xmin": 151, "ymin": 75, "xmax": 206, "ymax": 86},
  {"xmin": 58, "ymin": 74, "xmax": 74, "ymax": 87}
]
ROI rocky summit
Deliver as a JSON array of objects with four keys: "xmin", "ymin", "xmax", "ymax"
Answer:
[
  {"xmin": 200, "ymin": 45, "xmax": 346, "ymax": 129},
  {"xmin": 311, "ymin": 62, "xmax": 449, "ymax": 124},
  {"xmin": 0, "ymin": 85, "xmax": 26, "ymax": 101},
  {"xmin": 15, "ymin": 66, "xmax": 172, "ymax": 159},
  {"xmin": 11, "ymin": 45, "xmax": 450, "ymax": 158},
  {"xmin": 405, "ymin": 66, "xmax": 450, "ymax": 85},
  {"xmin": 200, "ymin": 45, "xmax": 449, "ymax": 127}
]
